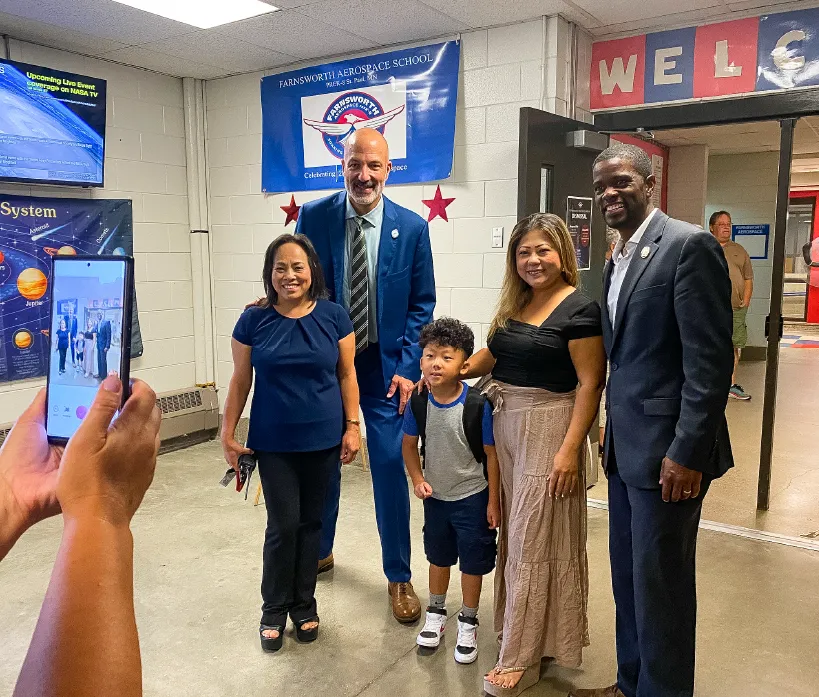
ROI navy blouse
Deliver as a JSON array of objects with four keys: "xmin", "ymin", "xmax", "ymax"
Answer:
[{"xmin": 233, "ymin": 299, "xmax": 354, "ymax": 453}]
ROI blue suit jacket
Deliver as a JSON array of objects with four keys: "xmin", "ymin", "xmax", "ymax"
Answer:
[
  {"xmin": 295, "ymin": 191, "xmax": 435, "ymax": 391},
  {"xmin": 602, "ymin": 211, "xmax": 735, "ymax": 489}
]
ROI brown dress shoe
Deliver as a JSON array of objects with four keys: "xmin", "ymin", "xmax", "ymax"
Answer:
[
  {"xmin": 388, "ymin": 581, "xmax": 421, "ymax": 623},
  {"xmin": 317, "ymin": 553, "xmax": 334, "ymax": 574},
  {"xmin": 568, "ymin": 685, "xmax": 626, "ymax": 697}
]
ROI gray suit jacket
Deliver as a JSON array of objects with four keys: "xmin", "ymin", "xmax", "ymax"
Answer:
[{"xmin": 602, "ymin": 211, "xmax": 735, "ymax": 489}]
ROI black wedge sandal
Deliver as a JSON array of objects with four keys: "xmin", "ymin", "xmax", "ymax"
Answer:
[
  {"xmin": 294, "ymin": 616, "xmax": 319, "ymax": 643},
  {"xmin": 259, "ymin": 624, "xmax": 284, "ymax": 652}
]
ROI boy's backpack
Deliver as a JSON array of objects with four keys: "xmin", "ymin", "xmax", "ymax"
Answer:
[{"xmin": 409, "ymin": 385, "xmax": 488, "ymax": 475}]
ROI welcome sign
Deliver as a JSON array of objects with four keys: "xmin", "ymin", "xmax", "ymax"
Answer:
[
  {"xmin": 261, "ymin": 41, "xmax": 460, "ymax": 193},
  {"xmin": 0, "ymin": 195, "xmax": 142, "ymax": 383},
  {"xmin": 591, "ymin": 7, "xmax": 819, "ymax": 109}
]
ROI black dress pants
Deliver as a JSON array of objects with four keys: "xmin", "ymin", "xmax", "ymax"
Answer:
[
  {"xmin": 258, "ymin": 446, "xmax": 339, "ymax": 626},
  {"xmin": 607, "ymin": 439, "xmax": 710, "ymax": 697}
]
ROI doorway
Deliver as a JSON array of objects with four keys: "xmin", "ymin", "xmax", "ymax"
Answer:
[{"xmin": 518, "ymin": 99, "xmax": 819, "ymax": 537}]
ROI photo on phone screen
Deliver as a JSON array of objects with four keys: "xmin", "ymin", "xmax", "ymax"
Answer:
[{"xmin": 46, "ymin": 256, "xmax": 133, "ymax": 441}]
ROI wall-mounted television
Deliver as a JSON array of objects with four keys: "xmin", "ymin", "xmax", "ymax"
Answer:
[{"xmin": 0, "ymin": 59, "xmax": 106, "ymax": 187}]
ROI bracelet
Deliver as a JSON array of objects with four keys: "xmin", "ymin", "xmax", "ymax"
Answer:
[{"xmin": 346, "ymin": 419, "xmax": 360, "ymax": 425}]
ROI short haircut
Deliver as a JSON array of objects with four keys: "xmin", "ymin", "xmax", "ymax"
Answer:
[
  {"xmin": 606, "ymin": 227, "xmax": 620, "ymax": 247},
  {"xmin": 593, "ymin": 142, "xmax": 653, "ymax": 180},
  {"xmin": 419, "ymin": 317, "xmax": 475, "ymax": 358},
  {"xmin": 261, "ymin": 233, "xmax": 328, "ymax": 307},
  {"xmin": 709, "ymin": 210, "xmax": 731, "ymax": 227}
]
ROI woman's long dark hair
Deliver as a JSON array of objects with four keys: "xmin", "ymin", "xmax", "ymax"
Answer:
[{"xmin": 260, "ymin": 234, "xmax": 328, "ymax": 307}]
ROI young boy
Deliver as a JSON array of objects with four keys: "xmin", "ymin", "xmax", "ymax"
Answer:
[{"xmin": 402, "ymin": 317, "xmax": 500, "ymax": 665}]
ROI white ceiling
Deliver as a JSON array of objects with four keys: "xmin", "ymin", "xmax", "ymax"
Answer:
[
  {"xmin": 651, "ymin": 118, "xmax": 819, "ymax": 172},
  {"xmin": 1, "ymin": 0, "xmax": 819, "ymax": 80}
]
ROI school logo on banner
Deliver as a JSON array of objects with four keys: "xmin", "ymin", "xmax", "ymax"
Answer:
[
  {"xmin": 301, "ymin": 85, "xmax": 407, "ymax": 166},
  {"xmin": 261, "ymin": 41, "xmax": 459, "ymax": 193}
]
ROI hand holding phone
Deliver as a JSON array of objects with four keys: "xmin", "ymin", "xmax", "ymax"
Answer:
[
  {"xmin": 58, "ymin": 375, "xmax": 161, "ymax": 526},
  {"xmin": 46, "ymin": 256, "xmax": 134, "ymax": 443}
]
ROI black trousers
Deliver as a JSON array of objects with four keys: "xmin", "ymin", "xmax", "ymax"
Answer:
[
  {"xmin": 608, "ymin": 441, "xmax": 710, "ymax": 697},
  {"xmin": 258, "ymin": 446, "xmax": 339, "ymax": 626},
  {"xmin": 97, "ymin": 346, "xmax": 108, "ymax": 379},
  {"xmin": 58, "ymin": 347, "xmax": 67, "ymax": 372}
]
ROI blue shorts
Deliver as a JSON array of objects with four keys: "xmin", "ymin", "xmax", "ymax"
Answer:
[{"xmin": 422, "ymin": 488, "xmax": 497, "ymax": 576}]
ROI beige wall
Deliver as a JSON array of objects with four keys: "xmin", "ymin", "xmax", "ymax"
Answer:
[{"xmin": 667, "ymin": 145, "xmax": 708, "ymax": 227}]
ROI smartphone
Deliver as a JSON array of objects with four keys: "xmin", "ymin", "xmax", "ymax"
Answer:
[{"xmin": 45, "ymin": 255, "xmax": 134, "ymax": 443}]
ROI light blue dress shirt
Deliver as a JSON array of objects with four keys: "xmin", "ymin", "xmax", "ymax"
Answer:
[
  {"xmin": 343, "ymin": 195, "xmax": 383, "ymax": 343},
  {"xmin": 607, "ymin": 207, "xmax": 658, "ymax": 326}
]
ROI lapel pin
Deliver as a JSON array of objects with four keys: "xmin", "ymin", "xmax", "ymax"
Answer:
[
  {"xmin": 640, "ymin": 246, "xmax": 650, "ymax": 259},
  {"xmin": 391, "ymin": 229, "xmax": 399, "ymax": 239}
]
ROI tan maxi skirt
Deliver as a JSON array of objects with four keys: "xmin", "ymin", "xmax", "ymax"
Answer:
[{"xmin": 483, "ymin": 379, "xmax": 590, "ymax": 670}]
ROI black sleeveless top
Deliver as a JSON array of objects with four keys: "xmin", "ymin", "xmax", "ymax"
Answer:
[{"xmin": 488, "ymin": 291, "xmax": 602, "ymax": 393}]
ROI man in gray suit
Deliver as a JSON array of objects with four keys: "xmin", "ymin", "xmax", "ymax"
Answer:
[{"xmin": 569, "ymin": 143, "xmax": 734, "ymax": 697}]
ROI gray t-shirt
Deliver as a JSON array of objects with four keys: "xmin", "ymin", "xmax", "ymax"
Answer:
[{"xmin": 403, "ymin": 383, "xmax": 494, "ymax": 502}]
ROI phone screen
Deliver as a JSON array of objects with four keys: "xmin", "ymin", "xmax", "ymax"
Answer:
[{"xmin": 46, "ymin": 257, "xmax": 130, "ymax": 440}]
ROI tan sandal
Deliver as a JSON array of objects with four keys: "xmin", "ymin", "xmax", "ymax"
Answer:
[{"xmin": 483, "ymin": 664, "xmax": 540, "ymax": 696}]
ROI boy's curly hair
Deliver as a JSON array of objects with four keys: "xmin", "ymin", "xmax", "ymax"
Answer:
[{"xmin": 418, "ymin": 317, "xmax": 474, "ymax": 358}]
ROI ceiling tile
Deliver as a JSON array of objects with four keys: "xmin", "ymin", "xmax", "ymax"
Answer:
[
  {"xmin": 221, "ymin": 9, "xmax": 377, "ymax": 60},
  {"xmin": 0, "ymin": 0, "xmax": 194, "ymax": 43},
  {"xmin": 296, "ymin": 0, "xmax": 469, "ymax": 45},
  {"xmin": 0, "ymin": 10, "xmax": 127, "ymax": 55},
  {"xmin": 99, "ymin": 45, "xmax": 229, "ymax": 79},
  {"xmin": 136, "ymin": 31, "xmax": 296, "ymax": 73},
  {"xmin": 418, "ymin": 0, "xmax": 599, "ymax": 29},
  {"xmin": 588, "ymin": 6, "xmax": 731, "ymax": 38},
  {"xmin": 572, "ymin": 0, "xmax": 724, "ymax": 25}
]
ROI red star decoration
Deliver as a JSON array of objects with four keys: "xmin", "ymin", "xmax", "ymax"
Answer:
[
  {"xmin": 422, "ymin": 185, "xmax": 456, "ymax": 222},
  {"xmin": 280, "ymin": 195, "xmax": 300, "ymax": 226}
]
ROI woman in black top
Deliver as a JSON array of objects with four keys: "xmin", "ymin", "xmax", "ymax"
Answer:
[{"xmin": 469, "ymin": 213, "xmax": 606, "ymax": 696}]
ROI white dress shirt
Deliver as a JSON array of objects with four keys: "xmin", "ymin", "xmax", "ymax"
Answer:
[{"xmin": 607, "ymin": 207, "xmax": 658, "ymax": 326}]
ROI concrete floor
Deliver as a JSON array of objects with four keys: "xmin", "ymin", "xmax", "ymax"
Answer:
[
  {"xmin": 2, "ymin": 441, "xmax": 819, "ymax": 696},
  {"xmin": 590, "ymin": 347, "xmax": 819, "ymax": 538}
]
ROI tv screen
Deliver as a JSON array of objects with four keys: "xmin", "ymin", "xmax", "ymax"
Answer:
[{"xmin": 0, "ymin": 59, "xmax": 106, "ymax": 187}]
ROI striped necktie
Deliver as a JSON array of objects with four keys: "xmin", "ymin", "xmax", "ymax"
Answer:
[{"xmin": 350, "ymin": 217, "xmax": 369, "ymax": 354}]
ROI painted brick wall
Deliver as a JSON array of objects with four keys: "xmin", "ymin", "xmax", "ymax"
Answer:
[
  {"xmin": 205, "ymin": 18, "xmax": 577, "ymax": 409},
  {"xmin": 0, "ymin": 42, "xmax": 193, "ymax": 423}
]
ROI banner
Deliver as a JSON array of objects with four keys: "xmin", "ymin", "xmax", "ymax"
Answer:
[
  {"xmin": 0, "ymin": 195, "xmax": 142, "ymax": 384},
  {"xmin": 591, "ymin": 7, "xmax": 819, "ymax": 109},
  {"xmin": 261, "ymin": 41, "xmax": 460, "ymax": 193}
]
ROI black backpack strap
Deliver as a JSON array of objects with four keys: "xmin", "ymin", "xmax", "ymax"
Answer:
[
  {"xmin": 463, "ymin": 386, "xmax": 488, "ymax": 474},
  {"xmin": 409, "ymin": 386, "xmax": 429, "ymax": 465}
]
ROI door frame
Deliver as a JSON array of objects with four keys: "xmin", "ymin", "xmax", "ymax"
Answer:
[
  {"xmin": 525, "ymin": 88, "xmax": 819, "ymax": 511},
  {"xmin": 787, "ymin": 191, "xmax": 819, "ymax": 324}
]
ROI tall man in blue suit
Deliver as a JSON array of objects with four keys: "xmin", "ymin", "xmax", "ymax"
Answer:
[
  {"xmin": 295, "ymin": 128, "xmax": 435, "ymax": 623},
  {"xmin": 570, "ymin": 143, "xmax": 734, "ymax": 697}
]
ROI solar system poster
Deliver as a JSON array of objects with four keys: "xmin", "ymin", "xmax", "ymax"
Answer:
[{"xmin": 0, "ymin": 195, "xmax": 142, "ymax": 384}]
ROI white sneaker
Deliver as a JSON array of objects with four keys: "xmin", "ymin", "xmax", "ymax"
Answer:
[
  {"xmin": 416, "ymin": 607, "xmax": 447, "ymax": 648},
  {"xmin": 453, "ymin": 614, "xmax": 479, "ymax": 664}
]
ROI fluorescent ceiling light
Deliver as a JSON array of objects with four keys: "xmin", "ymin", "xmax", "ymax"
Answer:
[{"xmin": 111, "ymin": 0, "xmax": 278, "ymax": 29}]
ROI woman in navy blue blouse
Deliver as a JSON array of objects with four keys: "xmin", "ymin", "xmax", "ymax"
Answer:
[{"xmin": 221, "ymin": 234, "xmax": 360, "ymax": 653}]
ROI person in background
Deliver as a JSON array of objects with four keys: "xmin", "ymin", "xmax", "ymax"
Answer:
[
  {"xmin": 709, "ymin": 211, "xmax": 753, "ymax": 400},
  {"xmin": 55, "ymin": 318, "xmax": 69, "ymax": 375},
  {"xmin": 96, "ymin": 311, "xmax": 112, "ymax": 381},
  {"xmin": 294, "ymin": 127, "xmax": 435, "ymax": 623},
  {"xmin": 222, "ymin": 234, "xmax": 360, "ymax": 652},
  {"xmin": 65, "ymin": 303, "xmax": 78, "ymax": 367},
  {"xmin": 83, "ymin": 317, "xmax": 98, "ymax": 379},
  {"xmin": 571, "ymin": 143, "xmax": 734, "ymax": 697},
  {"xmin": 463, "ymin": 213, "xmax": 605, "ymax": 695},
  {"xmin": 605, "ymin": 228, "xmax": 619, "ymax": 262},
  {"xmin": 1, "ymin": 376, "xmax": 161, "ymax": 697},
  {"xmin": 403, "ymin": 318, "xmax": 499, "ymax": 667}
]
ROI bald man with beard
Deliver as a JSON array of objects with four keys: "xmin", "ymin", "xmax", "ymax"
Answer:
[{"xmin": 295, "ymin": 129, "xmax": 435, "ymax": 623}]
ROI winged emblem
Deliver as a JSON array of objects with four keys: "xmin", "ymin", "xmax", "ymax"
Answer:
[{"xmin": 303, "ymin": 105, "xmax": 405, "ymax": 142}]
